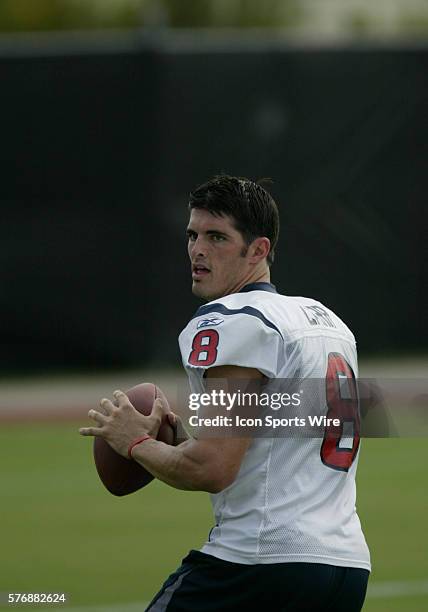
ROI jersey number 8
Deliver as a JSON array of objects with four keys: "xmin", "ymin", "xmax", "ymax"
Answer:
[
  {"xmin": 189, "ymin": 330, "xmax": 219, "ymax": 366},
  {"xmin": 321, "ymin": 353, "xmax": 360, "ymax": 472}
]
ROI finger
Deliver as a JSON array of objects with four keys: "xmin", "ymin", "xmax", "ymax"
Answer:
[
  {"xmin": 99, "ymin": 397, "xmax": 114, "ymax": 415},
  {"xmin": 113, "ymin": 389, "xmax": 131, "ymax": 408},
  {"xmin": 151, "ymin": 397, "xmax": 168, "ymax": 421},
  {"xmin": 167, "ymin": 411, "xmax": 177, "ymax": 427},
  {"xmin": 88, "ymin": 409, "xmax": 107, "ymax": 426},
  {"xmin": 79, "ymin": 426, "xmax": 103, "ymax": 437}
]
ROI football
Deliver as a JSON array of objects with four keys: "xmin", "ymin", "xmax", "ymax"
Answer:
[{"xmin": 93, "ymin": 383, "xmax": 174, "ymax": 496}]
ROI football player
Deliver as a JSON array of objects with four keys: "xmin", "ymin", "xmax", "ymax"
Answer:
[{"xmin": 81, "ymin": 175, "xmax": 370, "ymax": 611}]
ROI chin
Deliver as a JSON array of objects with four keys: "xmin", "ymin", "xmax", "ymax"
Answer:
[{"xmin": 192, "ymin": 281, "xmax": 219, "ymax": 302}]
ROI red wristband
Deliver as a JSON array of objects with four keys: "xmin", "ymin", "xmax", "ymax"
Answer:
[{"xmin": 128, "ymin": 435, "xmax": 151, "ymax": 459}]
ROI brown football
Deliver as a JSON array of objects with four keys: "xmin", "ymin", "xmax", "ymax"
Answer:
[{"xmin": 93, "ymin": 383, "xmax": 174, "ymax": 496}]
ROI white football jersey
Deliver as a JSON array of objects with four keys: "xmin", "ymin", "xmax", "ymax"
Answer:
[{"xmin": 178, "ymin": 282, "xmax": 371, "ymax": 570}]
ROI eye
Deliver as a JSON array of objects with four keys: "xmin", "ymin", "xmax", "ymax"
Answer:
[
  {"xmin": 187, "ymin": 231, "xmax": 197, "ymax": 242},
  {"xmin": 211, "ymin": 234, "xmax": 225, "ymax": 242}
]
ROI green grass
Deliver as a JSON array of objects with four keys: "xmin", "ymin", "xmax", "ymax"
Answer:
[
  {"xmin": 0, "ymin": 425, "xmax": 427, "ymax": 611},
  {"xmin": 358, "ymin": 439, "xmax": 428, "ymax": 612},
  {"xmin": 358, "ymin": 439, "xmax": 428, "ymax": 581},
  {"xmin": 364, "ymin": 596, "xmax": 428, "ymax": 612},
  {"xmin": 0, "ymin": 423, "xmax": 211, "ymax": 609}
]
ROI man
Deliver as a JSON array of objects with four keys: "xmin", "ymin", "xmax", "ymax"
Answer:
[{"xmin": 80, "ymin": 175, "xmax": 370, "ymax": 611}]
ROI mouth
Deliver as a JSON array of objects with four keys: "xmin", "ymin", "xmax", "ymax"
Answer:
[{"xmin": 192, "ymin": 264, "xmax": 211, "ymax": 280}]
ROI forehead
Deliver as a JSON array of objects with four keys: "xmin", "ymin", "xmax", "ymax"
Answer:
[{"xmin": 187, "ymin": 208, "xmax": 238, "ymax": 234}]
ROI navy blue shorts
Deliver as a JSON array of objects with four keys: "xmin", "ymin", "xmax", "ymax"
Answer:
[{"xmin": 146, "ymin": 550, "xmax": 370, "ymax": 611}]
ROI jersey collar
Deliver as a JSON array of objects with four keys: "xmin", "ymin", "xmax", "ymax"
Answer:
[
  {"xmin": 239, "ymin": 282, "xmax": 277, "ymax": 294},
  {"xmin": 192, "ymin": 282, "xmax": 278, "ymax": 320}
]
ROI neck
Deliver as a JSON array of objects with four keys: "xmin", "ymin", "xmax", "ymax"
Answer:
[{"xmin": 227, "ymin": 267, "xmax": 271, "ymax": 296}]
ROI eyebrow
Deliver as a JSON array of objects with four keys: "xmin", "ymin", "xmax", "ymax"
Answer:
[{"xmin": 186, "ymin": 228, "xmax": 229, "ymax": 238}]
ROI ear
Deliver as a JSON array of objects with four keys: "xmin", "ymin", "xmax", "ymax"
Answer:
[{"xmin": 248, "ymin": 237, "xmax": 271, "ymax": 264}]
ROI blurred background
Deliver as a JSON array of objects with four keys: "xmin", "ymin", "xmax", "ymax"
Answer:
[
  {"xmin": 0, "ymin": 0, "xmax": 427, "ymax": 372},
  {"xmin": 0, "ymin": 1, "xmax": 427, "ymax": 611}
]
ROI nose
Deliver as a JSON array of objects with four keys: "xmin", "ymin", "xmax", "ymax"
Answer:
[{"xmin": 189, "ymin": 235, "xmax": 207, "ymax": 259}]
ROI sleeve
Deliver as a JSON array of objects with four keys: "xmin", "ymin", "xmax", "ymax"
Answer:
[{"xmin": 178, "ymin": 307, "xmax": 283, "ymax": 378}]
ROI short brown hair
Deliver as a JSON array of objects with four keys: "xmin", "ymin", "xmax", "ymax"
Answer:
[{"xmin": 189, "ymin": 174, "xmax": 280, "ymax": 266}]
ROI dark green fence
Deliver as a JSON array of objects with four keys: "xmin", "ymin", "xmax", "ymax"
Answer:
[{"xmin": 1, "ymin": 33, "xmax": 426, "ymax": 371}]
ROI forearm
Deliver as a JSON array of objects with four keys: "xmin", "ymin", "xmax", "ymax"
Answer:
[{"xmin": 130, "ymin": 437, "xmax": 216, "ymax": 492}]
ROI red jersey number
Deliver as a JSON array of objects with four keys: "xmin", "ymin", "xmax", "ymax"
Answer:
[
  {"xmin": 320, "ymin": 353, "xmax": 360, "ymax": 472},
  {"xmin": 188, "ymin": 330, "xmax": 219, "ymax": 367}
]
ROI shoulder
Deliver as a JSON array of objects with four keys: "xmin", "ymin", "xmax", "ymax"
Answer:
[
  {"xmin": 189, "ymin": 291, "xmax": 284, "ymax": 339},
  {"xmin": 178, "ymin": 291, "xmax": 284, "ymax": 377}
]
